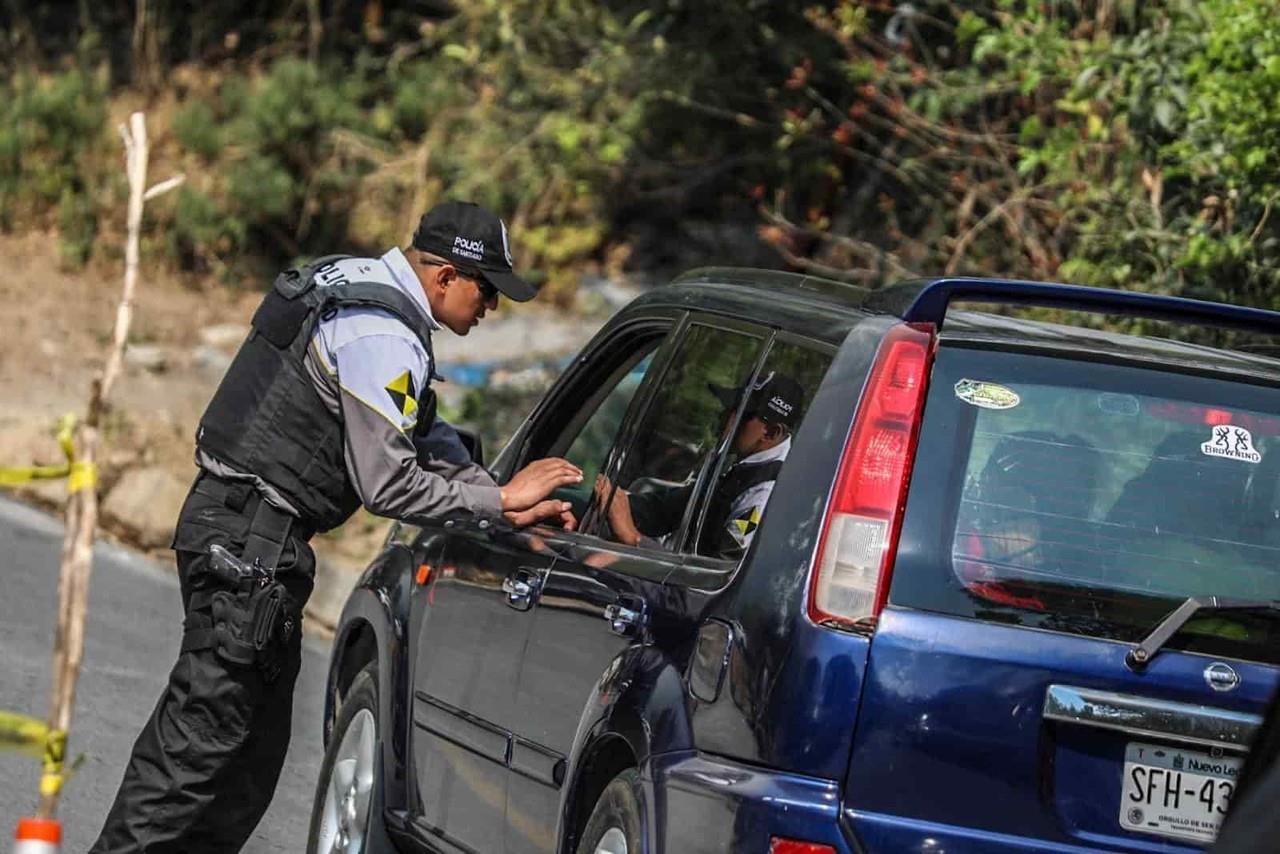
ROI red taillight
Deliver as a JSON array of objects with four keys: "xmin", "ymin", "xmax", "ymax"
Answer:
[
  {"xmin": 808, "ymin": 322, "xmax": 935, "ymax": 630},
  {"xmin": 1204, "ymin": 407, "xmax": 1233, "ymax": 426},
  {"xmin": 1144, "ymin": 400, "xmax": 1280, "ymax": 435},
  {"xmin": 769, "ymin": 838, "xmax": 836, "ymax": 854}
]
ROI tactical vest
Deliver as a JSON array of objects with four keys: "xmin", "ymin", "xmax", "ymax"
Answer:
[
  {"xmin": 699, "ymin": 458, "xmax": 785, "ymax": 556},
  {"xmin": 197, "ymin": 256, "xmax": 438, "ymax": 532}
]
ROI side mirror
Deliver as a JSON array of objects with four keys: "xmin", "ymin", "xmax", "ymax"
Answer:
[
  {"xmin": 451, "ymin": 425, "xmax": 485, "ymax": 468},
  {"xmin": 413, "ymin": 420, "xmax": 485, "ymax": 468}
]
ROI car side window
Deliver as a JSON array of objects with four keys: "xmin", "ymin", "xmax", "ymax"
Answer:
[
  {"xmin": 592, "ymin": 323, "xmax": 766, "ymax": 549},
  {"xmin": 689, "ymin": 339, "xmax": 833, "ymax": 560},
  {"xmin": 561, "ymin": 351, "xmax": 657, "ymax": 488},
  {"xmin": 541, "ymin": 340, "xmax": 664, "ymax": 522}
]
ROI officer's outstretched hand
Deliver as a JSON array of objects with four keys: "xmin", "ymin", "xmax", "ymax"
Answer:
[
  {"xmin": 505, "ymin": 499, "xmax": 577, "ymax": 531},
  {"xmin": 500, "ymin": 457, "xmax": 583, "ymax": 511}
]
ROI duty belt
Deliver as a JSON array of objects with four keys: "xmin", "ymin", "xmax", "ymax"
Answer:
[{"xmin": 191, "ymin": 473, "xmax": 315, "ymax": 565}]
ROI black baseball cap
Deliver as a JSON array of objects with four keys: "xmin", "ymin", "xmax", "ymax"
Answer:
[
  {"xmin": 411, "ymin": 200, "xmax": 537, "ymax": 302},
  {"xmin": 708, "ymin": 371, "xmax": 804, "ymax": 430}
]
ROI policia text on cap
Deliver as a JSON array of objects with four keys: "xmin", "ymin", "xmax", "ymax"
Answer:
[{"xmin": 88, "ymin": 201, "xmax": 582, "ymax": 853}]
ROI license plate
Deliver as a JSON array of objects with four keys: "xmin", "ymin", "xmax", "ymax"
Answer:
[{"xmin": 1119, "ymin": 741, "xmax": 1243, "ymax": 844}]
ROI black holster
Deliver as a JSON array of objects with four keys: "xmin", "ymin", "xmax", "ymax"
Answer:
[
  {"xmin": 180, "ymin": 484, "xmax": 301, "ymax": 683},
  {"xmin": 206, "ymin": 581, "xmax": 296, "ymax": 682}
]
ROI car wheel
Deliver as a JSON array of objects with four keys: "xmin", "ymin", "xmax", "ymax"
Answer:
[
  {"xmin": 307, "ymin": 663, "xmax": 396, "ymax": 854},
  {"xmin": 575, "ymin": 768, "xmax": 646, "ymax": 854}
]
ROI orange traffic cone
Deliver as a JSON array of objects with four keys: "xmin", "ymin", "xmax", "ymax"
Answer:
[{"xmin": 12, "ymin": 818, "xmax": 60, "ymax": 854}]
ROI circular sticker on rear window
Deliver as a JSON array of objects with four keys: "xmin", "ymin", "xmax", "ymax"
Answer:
[{"xmin": 954, "ymin": 379, "xmax": 1020, "ymax": 410}]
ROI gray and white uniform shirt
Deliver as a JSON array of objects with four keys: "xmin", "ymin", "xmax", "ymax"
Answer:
[
  {"xmin": 721, "ymin": 436, "xmax": 791, "ymax": 552},
  {"xmin": 202, "ymin": 248, "xmax": 501, "ymax": 521},
  {"xmin": 305, "ymin": 248, "xmax": 502, "ymax": 520},
  {"xmin": 629, "ymin": 435, "xmax": 791, "ymax": 558}
]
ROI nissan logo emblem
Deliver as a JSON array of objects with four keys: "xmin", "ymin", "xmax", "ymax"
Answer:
[{"xmin": 1204, "ymin": 662, "xmax": 1241, "ymax": 693}]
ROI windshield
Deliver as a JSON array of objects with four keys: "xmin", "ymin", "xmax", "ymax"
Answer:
[{"xmin": 893, "ymin": 345, "xmax": 1280, "ymax": 664}]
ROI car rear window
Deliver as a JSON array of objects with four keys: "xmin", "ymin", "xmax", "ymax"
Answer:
[{"xmin": 893, "ymin": 345, "xmax": 1280, "ymax": 664}]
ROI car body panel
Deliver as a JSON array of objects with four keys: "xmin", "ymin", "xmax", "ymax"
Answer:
[
  {"xmin": 552, "ymin": 642, "xmax": 696, "ymax": 853},
  {"xmin": 405, "ymin": 520, "xmax": 551, "ymax": 853},
  {"xmin": 685, "ymin": 316, "xmax": 893, "ymax": 778},
  {"xmin": 324, "ymin": 537, "xmax": 425, "ymax": 826},
  {"xmin": 508, "ymin": 534, "xmax": 680, "ymax": 854},
  {"xmin": 651, "ymin": 751, "xmax": 849, "ymax": 854},
  {"xmin": 843, "ymin": 608, "xmax": 1277, "ymax": 851}
]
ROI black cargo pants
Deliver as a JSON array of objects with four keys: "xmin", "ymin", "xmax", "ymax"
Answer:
[{"xmin": 89, "ymin": 475, "xmax": 315, "ymax": 854}]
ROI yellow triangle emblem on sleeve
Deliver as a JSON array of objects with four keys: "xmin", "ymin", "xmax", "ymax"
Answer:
[
  {"xmin": 732, "ymin": 506, "xmax": 763, "ymax": 538},
  {"xmin": 384, "ymin": 370, "xmax": 419, "ymax": 419}
]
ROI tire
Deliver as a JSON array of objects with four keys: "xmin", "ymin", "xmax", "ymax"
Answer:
[
  {"xmin": 575, "ymin": 768, "xmax": 646, "ymax": 854},
  {"xmin": 306, "ymin": 663, "xmax": 398, "ymax": 854}
]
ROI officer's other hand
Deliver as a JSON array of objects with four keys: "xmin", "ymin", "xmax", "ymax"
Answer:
[
  {"xmin": 505, "ymin": 499, "xmax": 575, "ymax": 530},
  {"xmin": 501, "ymin": 457, "xmax": 583, "ymax": 511}
]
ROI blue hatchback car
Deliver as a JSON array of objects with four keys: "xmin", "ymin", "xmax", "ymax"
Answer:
[{"xmin": 307, "ymin": 271, "xmax": 1279, "ymax": 854}]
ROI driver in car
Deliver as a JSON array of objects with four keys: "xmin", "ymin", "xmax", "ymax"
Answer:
[{"xmin": 594, "ymin": 371, "xmax": 804, "ymax": 560}]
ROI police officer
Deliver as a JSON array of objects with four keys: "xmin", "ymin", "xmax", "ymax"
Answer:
[
  {"xmin": 595, "ymin": 371, "xmax": 803, "ymax": 560},
  {"xmin": 89, "ymin": 200, "xmax": 581, "ymax": 853}
]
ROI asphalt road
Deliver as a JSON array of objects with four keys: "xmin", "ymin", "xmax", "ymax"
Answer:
[{"xmin": 0, "ymin": 496, "xmax": 331, "ymax": 853}]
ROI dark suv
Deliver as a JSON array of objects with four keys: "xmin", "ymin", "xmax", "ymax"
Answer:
[{"xmin": 307, "ymin": 270, "xmax": 1280, "ymax": 854}]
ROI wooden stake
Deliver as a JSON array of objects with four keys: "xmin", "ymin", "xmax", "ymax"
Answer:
[{"xmin": 36, "ymin": 112, "xmax": 182, "ymax": 818}]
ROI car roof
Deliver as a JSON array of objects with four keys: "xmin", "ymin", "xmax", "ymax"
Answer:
[
  {"xmin": 638, "ymin": 267, "xmax": 1280, "ymax": 381},
  {"xmin": 631, "ymin": 267, "xmax": 872, "ymax": 344},
  {"xmin": 943, "ymin": 311, "xmax": 1280, "ymax": 383}
]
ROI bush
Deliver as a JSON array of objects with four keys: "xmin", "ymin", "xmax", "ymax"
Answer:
[
  {"xmin": 151, "ymin": 13, "xmax": 669, "ymax": 281},
  {"xmin": 226, "ymin": 156, "xmax": 297, "ymax": 222},
  {"xmin": 0, "ymin": 67, "xmax": 108, "ymax": 266},
  {"xmin": 172, "ymin": 100, "xmax": 222, "ymax": 161},
  {"xmin": 160, "ymin": 59, "xmax": 372, "ymax": 270},
  {"xmin": 57, "ymin": 186, "xmax": 97, "ymax": 268},
  {"xmin": 166, "ymin": 185, "xmax": 245, "ymax": 269},
  {"xmin": 19, "ymin": 0, "xmax": 1279, "ymax": 324}
]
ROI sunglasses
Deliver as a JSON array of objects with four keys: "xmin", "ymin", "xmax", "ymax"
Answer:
[
  {"xmin": 475, "ymin": 277, "xmax": 499, "ymax": 302},
  {"xmin": 454, "ymin": 263, "xmax": 498, "ymax": 301},
  {"xmin": 424, "ymin": 253, "xmax": 499, "ymax": 301}
]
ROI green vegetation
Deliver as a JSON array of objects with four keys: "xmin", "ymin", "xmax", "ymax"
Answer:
[
  {"xmin": 0, "ymin": 0, "xmax": 1276, "ymax": 315},
  {"xmin": 0, "ymin": 65, "xmax": 110, "ymax": 266}
]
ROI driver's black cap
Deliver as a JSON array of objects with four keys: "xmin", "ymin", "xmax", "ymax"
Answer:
[
  {"xmin": 708, "ymin": 371, "xmax": 804, "ymax": 430},
  {"xmin": 412, "ymin": 200, "xmax": 537, "ymax": 302}
]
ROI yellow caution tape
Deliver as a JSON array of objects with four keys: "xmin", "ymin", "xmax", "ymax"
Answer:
[
  {"xmin": 55, "ymin": 412, "xmax": 75, "ymax": 461},
  {"xmin": 0, "ymin": 463, "xmax": 71, "ymax": 487},
  {"xmin": 67, "ymin": 461, "xmax": 97, "ymax": 493},
  {"xmin": 0, "ymin": 413, "xmax": 96, "ymax": 493},
  {"xmin": 0, "ymin": 710, "xmax": 48, "ymax": 760},
  {"xmin": 39, "ymin": 729, "xmax": 67, "ymax": 798}
]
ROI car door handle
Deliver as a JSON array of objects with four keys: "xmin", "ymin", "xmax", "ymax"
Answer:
[
  {"xmin": 1043, "ymin": 684, "xmax": 1261, "ymax": 751},
  {"xmin": 502, "ymin": 569, "xmax": 542, "ymax": 612},
  {"xmin": 604, "ymin": 595, "xmax": 646, "ymax": 636}
]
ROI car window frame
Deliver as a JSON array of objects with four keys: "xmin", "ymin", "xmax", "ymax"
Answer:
[
  {"xmin": 546, "ymin": 343, "xmax": 662, "ymax": 472},
  {"xmin": 511, "ymin": 312, "xmax": 773, "ymax": 568},
  {"xmin": 497, "ymin": 309, "xmax": 684, "ymax": 482},
  {"xmin": 681, "ymin": 329, "xmax": 839, "ymax": 570},
  {"xmin": 586, "ymin": 313, "xmax": 774, "ymax": 558}
]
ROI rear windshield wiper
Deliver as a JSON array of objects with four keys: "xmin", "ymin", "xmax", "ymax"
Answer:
[{"xmin": 1126, "ymin": 596, "xmax": 1280, "ymax": 670}]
